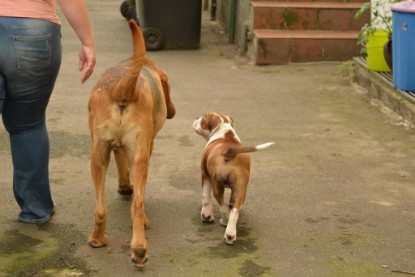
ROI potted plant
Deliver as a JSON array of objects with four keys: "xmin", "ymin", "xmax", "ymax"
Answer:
[{"xmin": 355, "ymin": 0, "xmax": 401, "ymax": 71}]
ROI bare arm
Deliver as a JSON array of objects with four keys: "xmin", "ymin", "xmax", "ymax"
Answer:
[{"xmin": 57, "ymin": 0, "xmax": 96, "ymax": 83}]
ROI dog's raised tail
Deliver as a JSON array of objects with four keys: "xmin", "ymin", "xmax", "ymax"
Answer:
[
  {"xmin": 255, "ymin": 142, "xmax": 275, "ymax": 150},
  {"xmin": 110, "ymin": 20, "xmax": 145, "ymax": 102},
  {"xmin": 223, "ymin": 142, "xmax": 275, "ymax": 160}
]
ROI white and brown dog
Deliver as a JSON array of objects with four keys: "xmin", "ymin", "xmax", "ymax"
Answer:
[
  {"xmin": 193, "ymin": 113, "xmax": 273, "ymax": 244},
  {"xmin": 87, "ymin": 20, "xmax": 175, "ymax": 268}
]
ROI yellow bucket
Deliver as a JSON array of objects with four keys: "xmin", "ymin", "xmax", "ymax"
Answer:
[{"xmin": 366, "ymin": 30, "xmax": 391, "ymax": 72}]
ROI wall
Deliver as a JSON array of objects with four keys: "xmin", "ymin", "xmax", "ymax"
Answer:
[{"xmin": 208, "ymin": 0, "xmax": 251, "ymax": 53}]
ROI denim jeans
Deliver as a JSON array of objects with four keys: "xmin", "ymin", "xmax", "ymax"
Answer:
[{"xmin": 0, "ymin": 17, "xmax": 62, "ymax": 223}]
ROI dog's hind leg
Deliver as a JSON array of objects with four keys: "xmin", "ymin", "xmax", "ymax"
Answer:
[
  {"xmin": 113, "ymin": 148, "xmax": 133, "ymax": 195},
  {"xmin": 88, "ymin": 141, "xmax": 111, "ymax": 248},
  {"xmin": 211, "ymin": 181, "xmax": 229, "ymax": 227},
  {"xmin": 224, "ymin": 188, "xmax": 247, "ymax": 245},
  {"xmin": 201, "ymin": 176, "xmax": 215, "ymax": 222},
  {"xmin": 224, "ymin": 207, "xmax": 240, "ymax": 245},
  {"xmin": 128, "ymin": 136, "xmax": 151, "ymax": 268}
]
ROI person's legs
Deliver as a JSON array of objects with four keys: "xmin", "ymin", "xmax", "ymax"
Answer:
[
  {"xmin": 0, "ymin": 17, "xmax": 61, "ymax": 223},
  {"xmin": 0, "ymin": 74, "xmax": 5, "ymax": 113}
]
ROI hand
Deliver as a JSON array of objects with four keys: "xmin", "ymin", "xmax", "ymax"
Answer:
[{"xmin": 79, "ymin": 44, "xmax": 96, "ymax": 83}]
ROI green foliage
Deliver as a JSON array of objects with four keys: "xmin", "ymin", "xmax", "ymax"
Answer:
[{"xmin": 355, "ymin": 0, "xmax": 402, "ymax": 57}]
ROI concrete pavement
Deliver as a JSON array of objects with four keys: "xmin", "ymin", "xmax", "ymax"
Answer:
[{"xmin": 1, "ymin": 1, "xmax": 414, "ymax": 276}]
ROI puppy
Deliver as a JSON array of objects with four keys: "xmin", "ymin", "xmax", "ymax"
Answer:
[
  {"xmin": 193, "ymin": 113, "xmax": 273, "ymax": 244},
  {"xmin": 87, "ymin": 20, "xmax": 175, "ymax": 268}
]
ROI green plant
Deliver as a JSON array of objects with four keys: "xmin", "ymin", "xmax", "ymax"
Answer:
[{"xmin": 355, "ymin": 0, "xmax": 401, "ymax": 56}]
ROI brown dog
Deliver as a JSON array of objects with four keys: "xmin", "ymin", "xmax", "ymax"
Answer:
[
  {"xmin": 193, "ymin": 113, "xmax": 273, "ymax": 244},
  {"xmin": 87, "ymin": 20, "xmax": 175, "ymax": 268}
]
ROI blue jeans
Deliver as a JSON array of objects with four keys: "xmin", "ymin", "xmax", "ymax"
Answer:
[{"xmin": 0, "ymin": 17, "xmax": 62, "ymax": 223}]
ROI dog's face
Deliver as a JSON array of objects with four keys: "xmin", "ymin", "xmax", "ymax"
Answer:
[{"xmin": 193, "ymin": 113, "xmax": 233, "ymax": 141}]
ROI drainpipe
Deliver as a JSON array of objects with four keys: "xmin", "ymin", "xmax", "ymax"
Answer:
[
  {"xmin": 239, "ymin": 23, "xmax": 249, "ymax": 54},
  {"xmin": 203, "ymin": 0, "xmax": 209, "ymax": 11},
  {"xmin": 229, "ymin": 0, "xmax": 237, "ymax": 43},
  {"xmin": 211, "ymin": 0, "xmax": 217, "ymax": 21}
]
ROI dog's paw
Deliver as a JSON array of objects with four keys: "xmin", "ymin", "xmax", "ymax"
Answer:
[
  {"xmin": 224, "ymin": 231, "xmax": 236, "ymax": 245},
  {"xmin": 88, "ymin": 235, "xmax": 108, "ymax": 248},
  {"xmin": 131, "ymin": 247, "xmax": 148, "ymax": 269},
  {"xmin": 118, "ymin": 185, "xmax": 134, "ymax": 195},
  {"xmin": 201, "ymin": 206, "xmax": 215, "ymax": 223},
  {"xmin": 201, "ymin": 214, "xmax": 215, "ymax": 223},
  {"xmin": 201, "ymin": 210, "xmax": 215, "ymax": 223},
  {"xmin": 219, "ymin": 218, "xmax": 228, "ymax": 227}
]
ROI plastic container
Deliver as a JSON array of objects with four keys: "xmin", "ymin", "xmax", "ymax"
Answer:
[
  {"xmin": 120, "ymin": 0, "xmax": 137, "ymax": 21},
  {"xmin": 366, "ymin": 30, "xmax": 391, "ymax": 72},
  {"xmin": 391, "ymin": 0, "xmax": 415, "ymax": 91},
  {"xmin": 137, "ymin": 0, "xmax": 202, "ymax": 50}
]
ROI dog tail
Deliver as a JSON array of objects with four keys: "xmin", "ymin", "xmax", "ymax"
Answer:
[
  {"xmin": 223, "ymin": 142, "xmax": 275, "ymax": 160},
  {"xmin": 110, "ymin": 20, "xmax": 145, "ymax": 102}
]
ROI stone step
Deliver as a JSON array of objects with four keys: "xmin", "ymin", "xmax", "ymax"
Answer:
[
  {"xmin": 253, "ymin": 30, "xmax": 361, "ymax": 64},
  {"xmin": 251, "ymin": 1, "xmax": 369, "ymax": 31}
]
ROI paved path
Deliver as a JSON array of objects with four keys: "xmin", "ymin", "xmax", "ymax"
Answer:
[{"xmin": 0, "ymin": 1, "xmax": 414, "ymax": 276}]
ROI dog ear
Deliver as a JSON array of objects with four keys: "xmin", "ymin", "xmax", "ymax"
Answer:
[
  {"xmin": 200, "ymin": 114, "xmax": 211, "ymax": 131},
  {"xmin": 209, "ymin": 114, "xmax": 223, "ymax": 131},
  {"xmin": 201, "ymin": 114, "xmax": 221, "ymax": 131},
  {"xmin": 218, "ymin": 114, "xmax": 233, "ymax": 127},
  {"xmin": 229, "ymin": 117, "xmax": 234, "ymax": 127}
]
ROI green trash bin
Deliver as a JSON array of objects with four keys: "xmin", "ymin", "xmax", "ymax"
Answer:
[
  {"xmin": 120, "ymin": 0, "xmax": 137, "ymax": 21},
  {"xmin": 137, "ymin": 0, "xmax": 202, "ymax": 50}
]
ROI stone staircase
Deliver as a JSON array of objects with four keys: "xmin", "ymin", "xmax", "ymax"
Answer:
[{"xmin": 249, "ymin": 0, "xmax": 370, "ymax": 65}]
